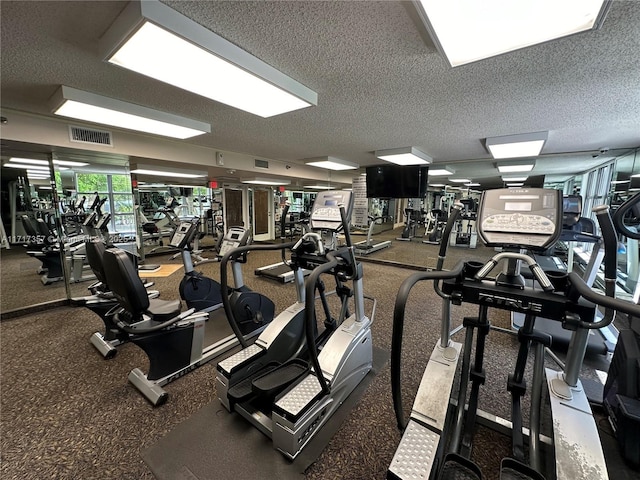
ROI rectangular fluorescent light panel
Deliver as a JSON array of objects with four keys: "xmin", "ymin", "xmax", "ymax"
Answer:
[
  {"xmin": 486, "ymin": 132, "xmax": 548, "ymax": 159},
  {"xmin": 450, "ymin": 178, "xmax": 471, "ymax": 183},
  {"xmin": 428, "ymin": 168, "xmax": 455, "ymax": 176},
  {"xmin": 502, "ymin": 176, "xmax": 528, "ymax": 182},
  {"xmin": 417, "ymin": 0, "xmax": 608, "ymax": 67},
  {"xmin": 305, "ymin": 157, "xmax": 359, "ymax": 171},
  {"xmin": 9, "ymin": 157, "xmax": 90, "ymax": 168},
  {"xmin": 51, "ymin": 86, "xmax": 210, "ymax": 139},
  {"xmin": 305, "ymin": 185, "xmax": 333, "ymax": 190},
  {"xmin": 507, "ymin": 182, "xmax": 525, "ymax": 187},
  {"xmin": 375, "ymin": 147, "xmax": 432, "ymax": 166},
  {"xmin": 242, "ymin": 178, "xmax": 291, "ymax": 186},
  {"xmin": 101, "ymin": 1, "xmax": 317, "ymax": 118},
  {"xmin": 497, "ymin": 163, "xmax": 535, "ymax": 173},
  {"xmin": 130, "ymin": 168, "xmax": 206, "ymax": 179},
  {"xmin": 5, "ymin": 163, "xmax": 51, "ymax": 171}
]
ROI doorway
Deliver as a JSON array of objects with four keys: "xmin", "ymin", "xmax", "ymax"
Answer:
[
  {"xmin": 223, "ymin": 188, "xmax": 244, "ymax": 229},
  {"xmin": 252, "ymin": 188, "xmax": 272, "ymax": 241}
]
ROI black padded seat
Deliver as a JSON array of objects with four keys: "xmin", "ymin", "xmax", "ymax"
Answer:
[
  {"xmin": 146, "ymin": 299, "xmax": 183, "ymax": 322},
  {"xmin": 102, "ymin": 247, "xmax": 181, "ymax": 322}
]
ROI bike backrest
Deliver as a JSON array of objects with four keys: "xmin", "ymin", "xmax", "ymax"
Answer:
[
  {"xmin": 102, "ymin": 247, "xmax": 150, "ymax": 316},
  {"xmin": 85, "ymin": 238, "xmax": 109, "ymax": 287},
  {"xmin": 21, "ymin": 215, "xmax": 38, "ymax": 237}
]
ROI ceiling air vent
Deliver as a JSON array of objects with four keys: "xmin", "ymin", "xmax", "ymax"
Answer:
[
  {"xmin": 68, "ymin": 125, "xmax": 113, "ymax": 147},
  {"xmin": 255, "ymin": 159, "xmax": 269, "ymax": 169}
]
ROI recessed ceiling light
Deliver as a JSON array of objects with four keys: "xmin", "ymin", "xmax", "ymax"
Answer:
[
  {"xmin": 51, "ymin": 86, "xmax": 210, "ymax": 139},
  {"xmin": 507, "ymin": 182, "xmax": 525, "ymax": 187},
  {"xmin": 242, "ymin": 178, "xmax": 291, "ymax": 186},
  {"xmin": 11, "ymin": 158, "xmax": 91, "ymax": 168},
  {"xmin": 304, "ymin": 185, "xmax": 333, "ymax": 190},
  {"xmin": 450, "ymin": 178, "xmax": 471, "ymax": 183},
  {"xmin": 497, "ymin": 162, "xmax": 536, "ymax": 173},
  {"xmin": 101, "ymin": 1, "xmax": 316, "ymax": 118},
  {"xmin": 5, "ymin": 163, "xmax": 51, "ymax": 171},
  {"xmin": 487, "ymin": 132, "xmax": 547, "ymax": 159},
  {"xmin": 428, "ymin": 168, "xmax": 455, "ymax": 176},
  {"xmin": 304, "ymin": 157, "xmax": 359, "ymax": 171},
  {"xmin": 415, "ymin": 0, "xmax": 610, "ymax": 67},
  {"xmin": 130, "ymin": 168, "xmax": 206, "ymax": 179},
  {"xmin": 375, "ymin": 147, "xmax": 432, "ymax": 166},
  {"xmin": 502, "ymin": 176, "xmax": 529, "ymax": 182}
]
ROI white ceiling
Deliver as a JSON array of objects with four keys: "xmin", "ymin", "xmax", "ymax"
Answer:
[{"xmin": 1, "ymin": 0, "xmax": 639, "ymax": 189}]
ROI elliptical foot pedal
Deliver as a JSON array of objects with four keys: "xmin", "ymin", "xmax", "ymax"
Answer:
[
  {"xmin": 439, "ymin": 453, "xmax": 482, "ymax": 480},
  {"xmin": 499, "ymin": 458, "xmax": 544, "ymax": 480},
  {"xmin": 252, "ymin": 359, "xmax": 309, "ymax": 398},
  {"xmin": 228, "ymin": 362, "xmax": 280, "ymax": 403}
]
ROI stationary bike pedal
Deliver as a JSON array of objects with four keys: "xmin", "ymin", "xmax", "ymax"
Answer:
[{"xmin": 252, "ymin": 359, "xmax": 309, "ymax": 398}]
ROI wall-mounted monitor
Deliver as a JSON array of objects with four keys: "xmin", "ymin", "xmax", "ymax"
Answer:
[{"xmin": 365, "ymin": 165, "xmax": 429, "ymax": 198}]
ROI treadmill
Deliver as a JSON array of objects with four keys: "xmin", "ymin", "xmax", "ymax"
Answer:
[{"xmin": 354, "ymin": 215, "xmax": 391, "ymax": 255}]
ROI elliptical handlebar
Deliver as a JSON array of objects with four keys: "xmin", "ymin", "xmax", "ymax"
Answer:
[
  {"xmin": 391, "ymin": 261, "xmax": 466, "ymax": 431},
  {"xmin": 339, "ymin": 205, "xmax": 353, "ymax": 247},
  {"xmin": 593, "ymin": 205, "xmax": 619, "ymax": 281},
  {"xmin": 437, "ymin": 202, "xmax": 464, "ymax": 270},
  {"xmin": 219, "ymin": 241, "xmax": 298, "ymax": 347},
  {"xmin": 590, "ymin": 204, "xmax": 620, "ymax": 330},
  {"xmin": 612, "ymin": 192, "xmax": 640, "ymax": 240},
  {"xmin": 280, "ymin": 203, "xmax": 290, "ymax": 241},
  {"xmin": 304, "ymin": 251, "xmax": 341, "ymax": 396},
  {"xmin": 567, "ymin": 271, "xmax": 640, "ymax": 328}
]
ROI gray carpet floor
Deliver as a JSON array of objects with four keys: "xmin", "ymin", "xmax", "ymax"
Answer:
[{"xmin": 0, "ymin": 228, "xmax": 635, "ymax": 479}]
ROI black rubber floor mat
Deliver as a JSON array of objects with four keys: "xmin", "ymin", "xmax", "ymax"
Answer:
[{"xmin": 141, "ymin": 347, "xmax": 388, "ymax": 480}]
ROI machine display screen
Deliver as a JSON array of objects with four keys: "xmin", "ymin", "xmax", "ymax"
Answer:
[
  {"xmin": 504, "ymin": 202, "xmax": 532, "ymax": 211},
  {"xmin": 478, "ymin": 188, "xmax": 562, "ymax": 250},
  {"xmin": 324, "ymin": 200, "xmax": 338, "ymax": 206}
]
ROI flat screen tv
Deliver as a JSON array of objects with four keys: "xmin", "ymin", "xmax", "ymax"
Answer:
[{"xmin": 365, "ymin": 165, "xmax": 428, "ymax": 198}]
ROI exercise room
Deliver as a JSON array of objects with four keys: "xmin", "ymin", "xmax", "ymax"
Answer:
[{"xmin": 1, "ymin": 1, "xmax": 639, "ymax": 479}]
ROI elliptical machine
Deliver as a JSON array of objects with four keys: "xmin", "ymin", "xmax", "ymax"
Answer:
[
  {"xmin": 388, "ymin": 188, "xmax": 640, "ymax": 480},
  {"xmin": 216, "ymin": 190, "xmax": 374, "ymax": 459},
  {"xmin": 604, "ymin": 191, "xmax": 640, "ymax": 467}
]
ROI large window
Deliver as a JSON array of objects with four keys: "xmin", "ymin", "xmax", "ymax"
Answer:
[{"xmin": 76, "ymin": 173, "xmax": 134, "ymax": 234}]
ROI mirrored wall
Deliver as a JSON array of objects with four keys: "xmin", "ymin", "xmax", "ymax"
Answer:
[
  {"xmin": 0, "ymin": 143, "xmax": 133, "ymax": 314},
  {"xmin": 1, "ymin": 153, "xmax": 67, "ymax": 313}
]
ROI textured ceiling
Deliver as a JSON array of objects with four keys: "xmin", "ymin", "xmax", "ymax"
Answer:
[{"xmin": 1, "ymin": 0, "xmax": 639, "ymax": 188}]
